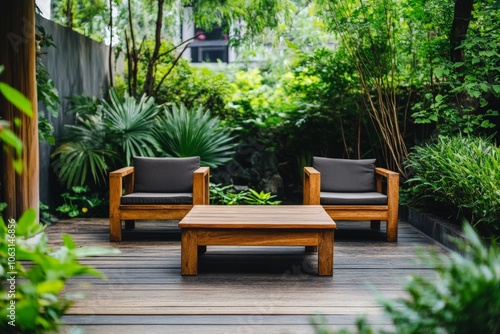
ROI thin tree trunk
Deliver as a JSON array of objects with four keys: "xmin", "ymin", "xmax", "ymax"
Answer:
[
  {"xmin": 108, "ymin": 0, "xmax": 114, "ymax": 87},
  {"xmin": 127, "ymin": 0, "xmax": 138, "ymax": 96},
  {"xmin": 0, "ymin": 0, "xmax": 39, "ymax": 221},
  {"xmin": 450, "ymin": 0, "xmax": 474, "ymax": 65},
  {"xmin": 143, "ymin": 0, "xmax": 165, "ymax": 96}
]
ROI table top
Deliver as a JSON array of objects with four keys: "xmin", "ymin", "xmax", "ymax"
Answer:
[{"xmin": 178, "ymin": 205, "xmax": 336, "ymax": 229}]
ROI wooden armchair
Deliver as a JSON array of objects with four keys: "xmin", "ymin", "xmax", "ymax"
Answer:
[
  {"xmin": 303, "ymin": 157, "xmax": 399, "ymax": 241},
  {"xmin": 109, "ymin": 156, "xmax": 210, "ymax": 241}
]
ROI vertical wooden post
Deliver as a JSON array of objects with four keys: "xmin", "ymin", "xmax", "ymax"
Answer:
[{"xmin": 0, "ymin": 1, "xmax": 39, "ymax": 221}]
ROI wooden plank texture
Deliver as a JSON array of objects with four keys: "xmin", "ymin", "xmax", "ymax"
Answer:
[{"xmin": 46, "ymin": 218, "xmax": 448, "ymax": 333}]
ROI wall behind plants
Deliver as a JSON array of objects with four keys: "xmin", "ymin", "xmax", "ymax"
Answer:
[{"xmin": 36, "ymin": 14, "xmax": 123, "ymax": 211}]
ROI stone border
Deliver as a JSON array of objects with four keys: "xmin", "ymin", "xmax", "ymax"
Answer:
[{"xmin": 400, "ymin": 206, "xmax": 464, "ymax": 253}]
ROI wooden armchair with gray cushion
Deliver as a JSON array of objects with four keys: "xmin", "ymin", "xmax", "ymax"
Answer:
[
  {"xmin": 109, "ymin": 156, "xmax": 210, "ymax": 241},
  {"xmin": 303, "ymin": 157, "xmax": 399, "ymax": 241}
]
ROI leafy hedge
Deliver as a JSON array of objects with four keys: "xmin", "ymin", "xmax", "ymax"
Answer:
[{"xmin": 403, "ymin": 134, "xmax": 500, "ymax": 233}]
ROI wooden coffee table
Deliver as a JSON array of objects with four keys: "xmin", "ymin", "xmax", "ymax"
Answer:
[{"xmin": 178, "ymin": 205, "xmax": 336, "ymax": 276}]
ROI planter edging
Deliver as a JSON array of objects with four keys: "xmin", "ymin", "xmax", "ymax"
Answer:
[{"xmin": 400, "ymin": 205, "xmax": 464, "ymax": 253}]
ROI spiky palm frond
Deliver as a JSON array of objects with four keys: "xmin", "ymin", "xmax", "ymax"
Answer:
[
  {"xmin": 102, "ymin": 88, "xmax": 160, "ymax": 165},
  {"xmin": 51, "ymin": 115, "xmax": 115, "ymax": 188},
  {"xmin": 154, "ymin": 104, "xmax": 236, "ymax": 168}
]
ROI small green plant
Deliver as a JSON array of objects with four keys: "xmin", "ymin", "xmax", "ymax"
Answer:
[
  {"xmin": 39, "ymin": 202, "xmax": 54, "ymax": 225},
  {"xmin": 56, "ymin": 186, "xmax": 104, "ymax": 218},
  {"xmin": 210, "ymin": 183, "xmax": 247, "ymax": 205},
  {"xmin": 0, "ymin": 209, "xmax": 119, "ymax": 333},
  {"xmin": 311, "ymin": 223, "xmax": 500, "ymax": 334},
  {"xmin": 245, "ymin": 188, "xmax": 282, "ymax": 205},
  {"xmin": 210, "ymin": 183, "xmax": 281, "ymax": 205}
]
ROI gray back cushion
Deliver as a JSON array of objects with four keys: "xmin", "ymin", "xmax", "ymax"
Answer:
[
  {"xmin": 133, "ymin": 156, "xmax": 200, "ymax": 193},
  {"xmin": 312, "ymin": 157, "xmax": 376, "ymax": 193}
]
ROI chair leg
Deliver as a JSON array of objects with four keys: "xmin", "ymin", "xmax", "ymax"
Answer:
[
  {"xmin": 386, "ymin": 218, "xmax": 398, "ymax": 242},
  {"xmin": 370, "ymin": 220, "xmax": 381, "ymax": 230},
  {"xmin": 110, "ymin": 216, "xmax": 122, "ymax": 242},
  {"xmin": 125, "ymin": 220, "xmax": 135, "ymax": 230}
]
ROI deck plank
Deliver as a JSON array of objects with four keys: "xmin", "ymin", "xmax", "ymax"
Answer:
[{"xmin": 46, "ymin": 218, "xmax": 448, "ymax": 333}]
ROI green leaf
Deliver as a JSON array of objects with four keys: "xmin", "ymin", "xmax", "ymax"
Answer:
[
  {"xmin": 492, "ymin": 85, "xmax": 500, "ymax": 94},
  {"xmin": 63, "ymin": 234, "xmax": 77, "ymax": 250},
  {"xmin": 0, "ymin": 82, "xmax": 33, "ymax": 116},
  {"xmin": 36, "ymin": 280, "xmax": 65, "ymax": 294},
  {"xmin": 479, "ymin": 50, "xmax": 496, "ymax": 57},
  {"xmin": 16, "ymin": 208, "xmax": 41, "ymax": 236},
  {"xmin": 73, "ymin": 246, "xmax": 121, "ymax": 257}
]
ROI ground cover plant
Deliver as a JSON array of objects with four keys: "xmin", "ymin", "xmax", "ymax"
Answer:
[{"xmin": 210, "ymin": 183, "xmax": 281, "ymax": 205}]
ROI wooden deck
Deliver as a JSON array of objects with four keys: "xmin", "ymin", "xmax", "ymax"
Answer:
[{"xmin": 46, "ymin": 218, "xmax": 448, "ymax": 334}]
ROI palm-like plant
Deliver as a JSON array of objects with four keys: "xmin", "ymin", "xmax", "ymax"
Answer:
[
  {"xmin": 52, "ymin": 88, "xmax": 161, "ymax": 189},
  {"xmin": 154, "ymin": 104, "xmax": 236, "ymax": 168},
  {"xmin": 52, "ymin": 115, "xmax": 115, "ymax": 188},
  {"xmin": 102, "ymin": 88, "xmax": 159, "ymax": 166}
]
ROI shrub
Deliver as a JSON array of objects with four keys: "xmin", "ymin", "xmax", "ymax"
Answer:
[
  {"xmin": 312, "ymin": 223, "xmax": 500, "ymax": 334},
  {"xmin": 154, "ymin": 103, "xmax": 237, "ymax": 168},
  {"xmin": 403, "ymin": 134, "xmax": 500, "ymax": 233},
  {"xmin": 0, "ymin": 210, "xmax": 119, "ymax": 333},
  {"xmin": 52, "ymin": 88, "xmax": 160, "ymax": 188}
]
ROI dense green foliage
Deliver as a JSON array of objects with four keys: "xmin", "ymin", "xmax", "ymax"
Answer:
[
  {"xmin": 52, "ymin": 89, "xmax": 236, "ymax": 191},
  {"xmin": 47, "ymin": 0, "xmax": 500, "ymax": 212},
  {"xmin": 403, "ymin": 135, "xmax": 500, "ymax": 233},
  {"xmin": 154, "ymin": 104, "xmax": 236, "ymax": 168},
  {"xmin": 0, "ymin": 210, "xmax": 118, "ymax": 333},
  {"xmin": 313, "ymin": 223, "xmax": 500, "ymax": 334}
]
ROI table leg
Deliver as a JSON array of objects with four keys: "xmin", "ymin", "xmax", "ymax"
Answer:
[
  {"xmin": 318, "ymin": 229, "xmax": 334, "ymax": 276},
  {"xmin": 181, "ymin": 229, "xmax": 198, "ymax": 275}
]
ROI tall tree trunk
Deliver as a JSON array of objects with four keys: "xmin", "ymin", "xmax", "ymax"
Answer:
[
  {"xmin": 450, "ymin": 0, "xmax": 474, "ymax": 65},
  {"xmin": 0, "ymin": 0, "xmax": 39, "ymax": 221}
]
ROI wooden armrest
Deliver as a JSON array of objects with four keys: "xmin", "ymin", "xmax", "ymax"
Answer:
[
  {"xmin": 109, "ymin": 166, "xmax": 134, "ymax": 211},
  {"xmin": 303, "ymin": 167, "xmax": 320, "ymax": 205},
  {"xmin": 375, "ymin": 167, "xmax": 398, "ymax": 178},
  {"xmin": 193, "ymin": 167, "xmax": 210, "ymax": 205},
  {"xmin": 375, "ymin": 167, "xmax": 399, "ymax": 205},
  {"xmin": 109, "ymin": 166, "xmax": 134, "ymax": 178}
]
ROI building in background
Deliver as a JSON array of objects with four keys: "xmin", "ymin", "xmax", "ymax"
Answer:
[{"xmin": 181, "ymin": 6, "xmax": 237, "ymax": 64}]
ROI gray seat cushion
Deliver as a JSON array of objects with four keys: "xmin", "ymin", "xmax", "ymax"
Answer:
[
  {"xmin": 133, "ymin": 156, "xmax": 200, "ymax": 193},
  {"xmin": 121, "ymin": 192, "xmax": 193, "ymax": 205},
  {"xmin": 313, "ymin": 157, "xmax": 376, "ymax": 193},
  {"xmin": 320, "ymin": 192, "xmax": 387, "ymax": 205}
]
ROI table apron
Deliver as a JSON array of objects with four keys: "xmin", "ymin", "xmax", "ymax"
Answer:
[{"xmin": 182, "ymin": 228, "xmax": 333, "ymax": 247}]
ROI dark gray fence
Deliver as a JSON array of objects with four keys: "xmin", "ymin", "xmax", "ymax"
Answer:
[{"xmin": 37, "ymin": 14, "xmax": 122, "ymax": 211}]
